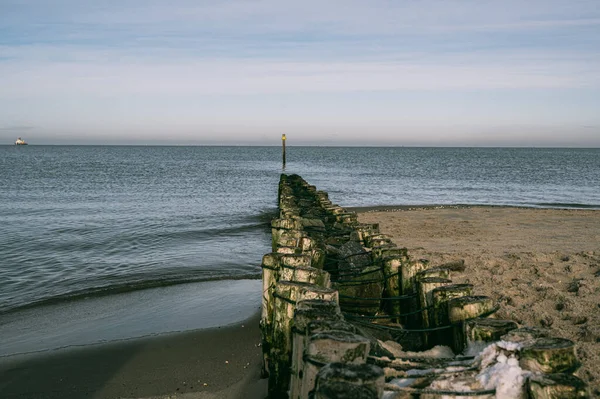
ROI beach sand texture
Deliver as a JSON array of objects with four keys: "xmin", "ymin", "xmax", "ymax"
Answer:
[
  {"xmin": 359, "ymin": 206, "xmax": 600, "ymax": 395},
  {"xmin": 0, "ymin": 313, "xmax": 267, "ymax": 399}
]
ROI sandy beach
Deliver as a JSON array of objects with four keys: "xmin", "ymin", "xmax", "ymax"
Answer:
[
  {"xmin": 358, "ymin": 206, "xmax": 600, "ymax": 395},
  {"xmin": 0, "ymin": 312, "xmax": 267, "ymax": 399}
]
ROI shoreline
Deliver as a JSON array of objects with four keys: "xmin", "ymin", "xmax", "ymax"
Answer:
[
  {"xmin": 0, "ymin": 311, "xmax": 267, "ymax": 399},
  {"xmin": 347, "ymin": 203, "xmax": 600, "ymax": 213},
  {"xmin": 0, "ymin": 279, "xmax": 262, "ymax": 357}
]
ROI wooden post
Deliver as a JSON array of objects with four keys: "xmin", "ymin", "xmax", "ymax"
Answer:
[
  {"xmin": 382, "ymin": 256, "xmax": 404, "ymax": 318},
  {"xmin": 417, "ymin": 277, "xmax": 451, "ymax": 348},
  {"xmin": 282, "ymin": 134, "xmax": 286, "ymax": 168},
  {"xmin": 466, "ymin": 318, "xmax": 518, "ymax": 343},
  {"xmin": 314, "ymin": 363, "xmax": 384, "ymax": 399},
  {"xmin": 527, "ymin": 373, "xmax": 588, "ymax": 398},
  {"xmin": 269, "ymin": 282, "xmax": 339, "ymax": 397},
  {"xmin": 520, "ymin": 337, "xmax": 580, "ymax": 374},
  {"xmin": 447, "ymin": 295, "xmax": 495, "ymax": 354},
  {"xmin": 430, "ymin": 283, "xmax": 473, "ymax": 347},
  {"xmin": 290, "ymin": 300, "xmax": 343, "ymax": 399},
  {"xmin": 400, "ymin": 259, "xmax": 428, "ymax": 327},
  {"xmin": 301, "ymin": 331, "xmax": 371, "ymax": 399},
  {"xmin": 501, "ymin": 327, "xmax": 549, "ymax": 343}
]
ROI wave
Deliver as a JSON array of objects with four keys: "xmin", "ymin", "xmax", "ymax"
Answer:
[{"xmin": 0, "ymin": 272, "xmax": 261, "ymax": 317}]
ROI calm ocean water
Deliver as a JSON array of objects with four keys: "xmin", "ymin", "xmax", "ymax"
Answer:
[{"xmin": 1, "ymin": 146, "xmax": 599, "ymax": 317}]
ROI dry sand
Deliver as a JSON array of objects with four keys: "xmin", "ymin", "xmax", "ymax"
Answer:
[
  {"xmin": 0, "ymin": 312, "xmax": 267, "ymax": 399},
  {"xmin": 358, "ymin": 206, "xmax": 600, "ymax": 395}
]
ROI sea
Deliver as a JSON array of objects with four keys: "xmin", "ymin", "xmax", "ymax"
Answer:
[{"xmin": 1, "ymin": 146, "xmax": 599, "ymax": 356}]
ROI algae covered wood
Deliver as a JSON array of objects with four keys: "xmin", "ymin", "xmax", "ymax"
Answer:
[
  {"xmin": 527, "ymin": 373, "xmax": 588, "ymax": 399},
  {"xmin": 430, "ymin": 284, "xmax": 473, "ymax": 347},
  {"xmin": 280, "ymin": 265, "xmax": 331, "ymax": 287},
  {"xmin": 314, "ymin": 362, "xmax": 384, "ymax": 399},
  {"xmin": 364, "ymin": 234, "xmax": 393, "ymax": 248},
  {"xmin": 416, "ymin": 277, "xmax": 452, "ymax": 348},
  {"xmin": 466, "ymin": 318, "xmax": 518, "ymax": 343},
  {"xmin": 280, "ymin": 253, "xmax": 312, "ymax": 269},
  {"xmin": 381, "ymin": 255, "xmax": 405, "ymax": 318},
  {"xmin": 520, "ymin": 337, "xmax": 580, "ymax": 374},
  {"xmin": 415, "ymin": 267, "xmax": 451, "ymax": 281},
  {"xmin": 276, "ymin": 245, "xmax": 302, "ymax": 255},
  {"xmin": 354, "ymin": 223, "xmax": 380, "ymax": 245},
  {"xmin": 290, "ymin": 300, "xmax": 343, "ymax": 399},
  {"xmin": 334, "ymin": 265, "xmax": 384, "ymax": 315},
  {"xmin": 261, "ymin": 252, "xmax": 282, "ymax": 333},
  {"xmin": 400, "ymin": 259, "xmax": 428, "ymax": 296},
  {"xmin": 300, "ymin": 331, "xmax": 371, "ymax": 399},
  {"xmin": 269, "ymin": 281, "xmax": 339, "ymax": 398},
  {"xmin": 400, "ymin": 259, "xmax": 428, "ymax": 327},
  {"xmin": 447, "ymin": 295, "xmax": 495, "ymax": 353},
  {"xmin": 271, "ymin": 218, "xmax": 302, "ymax": 250},
  {"xmin": 501, "ymin": 327, "xmax": 550, "ymax": 343}
]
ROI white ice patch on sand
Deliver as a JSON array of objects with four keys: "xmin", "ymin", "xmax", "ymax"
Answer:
[{"xmin": 476, "ymin": 341, "xmax": 530, "ymax": 399}]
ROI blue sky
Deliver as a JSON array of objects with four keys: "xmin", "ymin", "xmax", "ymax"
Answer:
[{"xmin": 1, "ymin": 0, "xmax": 599, "ymax": 146}]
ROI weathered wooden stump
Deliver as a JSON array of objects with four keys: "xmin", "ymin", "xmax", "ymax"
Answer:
[
  {"xmin": 466, "ymin": 318, "xmax": 518, "ymax": 343},
  {"xmin": 300, "ymin": 331, "xmax": 371, "ymax": 399},
  {"xmin": 381, "ymin": 256, "xmax": 405, "ymax": 318},
  {"xmin": 261, "ymin": 253, "xmax": 282, "ymax": 341},
  {"xmin": 369, "ymin": 244, "xmax": 401, "ymax": 260},
  {"xmin": 417, "ymin": 277, "xmax": 452, "ymax": 348},
  {"xmin": 281, "ymin": 253, "xmax": 312, "ymax": 269},
  {"xmin": 280, "ymin": 265, "xmax": 331, "ymax": 287},
  {"xmin": 520, "ymin": 337, "xmax": 580, "ymax": 374},
  {"xmin": 415, "ymin": 266, "xmax": 451, "ymax": 281},
  {"xmin": 336, "ymin": 213, "xmax": 358, "ymax": 225},
  {"xmin": 271, "ymin": 218, "xmax": 302, "ymax": 249},
  {"xmin": 447, "ymin": 295, "xmax": 495, "ymax": 354},
  {"xmin": 324, "ymin": 206, "xmax": 345, "ymax": 215},
  {"xmin": 277, "ymin": 245, "xmax": 302, "ymax": 255},
  {"xmin": 400, "ymin": 259, "xmax": 428, "ymax": 327},
  {"xmin": 314, "ymin": 362, "xmax": 384, "ymax": 399},
  {"xmin": 527, "ymin": 373, "xmax": 588, "ymax": 398},
  {"xmin": 275, "ymin": 232, "xmax": 303, "ymax": 248},
  {"xmin": 429, "ymin": 284, "xmax": 473, "ymax": 347},
  {"xmin": 501, "ymin": 326, "xmax": 549, "ymax": 343},
  {"xmin": 269, "ymin": 282, "xmax": 339, "ymax": 397},
  {"xmin": 289, "ymin": 300, "xmax": 343, "ymax": 399},
  {"xmin": 335, "ymin": 265, "xmax": 384, "ymax": 315},
  {"xmin": 310, "ymin": 248, "xmax": 326, "ymax": 270},
  {"xmin": 354, "ymin": 223, "xmax": 380, "ymax": 245},
  {"xmin": 364, "ymin": 234, "xmax": 393, "ymax": 248}
]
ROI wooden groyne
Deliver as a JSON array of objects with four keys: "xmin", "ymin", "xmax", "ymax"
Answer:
[{"xmin": 261, "ymin": 174, "xmax": 589, "ymax": 398}]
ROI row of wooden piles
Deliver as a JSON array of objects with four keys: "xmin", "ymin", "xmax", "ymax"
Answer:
[{"xmin": 260, "ymin": 174, "xmax": 588, "ymax": 398}]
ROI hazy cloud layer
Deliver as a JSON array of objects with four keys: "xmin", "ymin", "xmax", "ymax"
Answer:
[{"xmin": 1, "ymin": 0, "xmax": 599, "ymax": 145}]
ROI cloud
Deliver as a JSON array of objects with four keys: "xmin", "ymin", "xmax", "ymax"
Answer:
[
  {"xmin": 1, "ymin": 49, "xmax": 597, "ymax": 100},
  {"xmin": 0, "ymin": 1, "xmax": 599, "ymax": 145}
]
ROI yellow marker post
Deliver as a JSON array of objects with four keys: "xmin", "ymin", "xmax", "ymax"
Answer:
[{"xmin": 282, "ymin": 134, "xmax": 286, "ymax": 168}]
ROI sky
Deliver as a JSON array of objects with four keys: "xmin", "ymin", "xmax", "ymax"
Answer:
[{"xmin": 1, "ymin": 0, "xmax": 599, "ymax": 146}]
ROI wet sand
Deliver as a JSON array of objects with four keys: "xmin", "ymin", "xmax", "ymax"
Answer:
[
  {"xmin": 358, "ymin": 206, "xmax": 600, "ymax": 395},
  {"xmin": 0, "ymin": 312, "xmax": 267, "ymax": 399}
]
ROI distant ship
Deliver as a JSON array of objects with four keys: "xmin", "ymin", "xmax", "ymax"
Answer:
[{"xmin": 15, "ymin": 137, "xmax": 28, "ymax": 145}]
